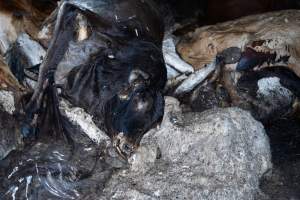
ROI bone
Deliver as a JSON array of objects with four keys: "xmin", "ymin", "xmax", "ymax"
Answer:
[
  {"xmin": 59, "ymin": 98, "xmax": 109, "ymax": 144},
  {"xmin": 166, "ymin": 64, "xmax": 180, "ymax": 79},
  {"xmin": 163, "ymin": 36, "xmax": 194, "ymax": 74},
  {"xmin": 0, "ymin": 90, "xmax": 15, "ymax": 115},
  {"xmin": 174, "ymin": 60, "xmax": 217, "ymax": 95}
]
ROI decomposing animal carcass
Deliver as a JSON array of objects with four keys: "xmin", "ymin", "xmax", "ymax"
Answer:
[
  {"xmin": 0, "ymin": 1, "xmax": 166, "ymax": 197},
  {"xmin": 178, "ymin": 10, "xmax": 300, "ymax": 76},
  {"xmin": 23, "ymin": 0, "xmax": 166, "ymax": 158},
  {"xmin": 176, "ymin": 10, "xmax": 300, "ymax": 120}
]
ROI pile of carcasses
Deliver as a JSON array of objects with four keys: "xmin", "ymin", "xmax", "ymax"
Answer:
[
  {"xmin": 165, "ymin": 10, "xmax": 300, "ymax": 121},
  {"xmin": 0, "ymin": 0, "xmax": 300, "ymax": 199}
]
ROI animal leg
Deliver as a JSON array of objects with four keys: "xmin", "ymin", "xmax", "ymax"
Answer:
[
  {"xmin": 26, "ymin": 2, "xmax": 78, "ymax": 111},
  {"xmin": 22, "ymin": 2, "xmax": 79, "ymax": 138},
  {"xmin": 221, "ymin": 70, "xmax": 243, "ymax": 105}
]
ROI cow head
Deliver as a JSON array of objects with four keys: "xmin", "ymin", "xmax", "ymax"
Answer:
[{"xmin": 104, "ymin": 68, "xmax": 165, "ymax": 158}]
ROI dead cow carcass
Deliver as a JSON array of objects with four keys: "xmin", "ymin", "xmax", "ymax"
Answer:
[
  {"xmin": 178, "ymin": 10, "xmax": 300, "ymax": 77},
  {"xmin": 177, "ymin": 10, "xmax": 300, "ymax": 120},
  {"xmin": 24, "ymin": 0, "xmax": 166, "ymax": 158}
]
